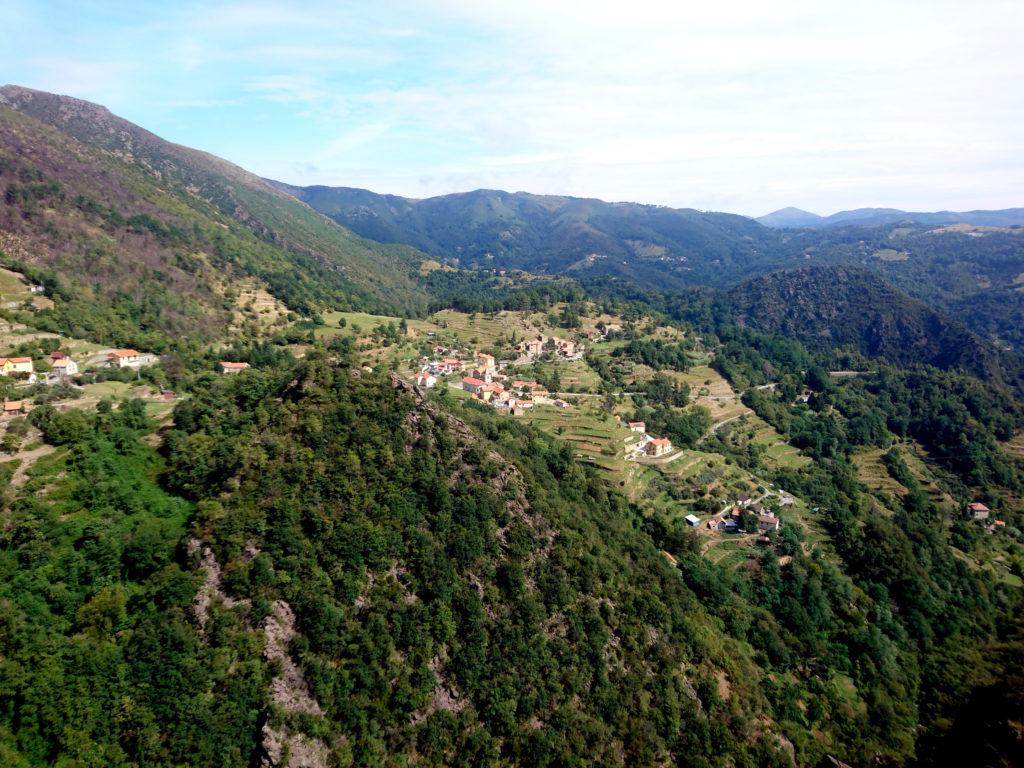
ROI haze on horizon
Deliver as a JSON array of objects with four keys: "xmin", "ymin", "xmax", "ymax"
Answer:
[{"xmin": 5, "ymin": 0, "xmax": 1023, "ymax": 216}]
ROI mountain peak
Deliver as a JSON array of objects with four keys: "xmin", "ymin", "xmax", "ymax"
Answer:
[{"xmin": 755, "ymin": 207, "xmax": 823, "ymax": 228}]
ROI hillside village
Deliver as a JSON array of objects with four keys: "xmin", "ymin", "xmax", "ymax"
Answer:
[{"xmin": 0, "ymin": 259, "xmax": 1018, "ymax": 583}]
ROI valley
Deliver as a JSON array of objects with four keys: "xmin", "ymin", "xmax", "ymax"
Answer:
[{"xmin": 0, "ymin": 86, "xmax": 1021, "ymax": 768}]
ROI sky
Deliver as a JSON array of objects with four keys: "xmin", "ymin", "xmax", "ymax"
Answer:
[{"xmin": 4, "ymin": 0, "xmax": 1024, "ymax": 216}]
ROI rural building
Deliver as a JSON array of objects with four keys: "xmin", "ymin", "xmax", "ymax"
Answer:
[
  {"xmin": 437, "ymin": 358, "xmax": 464, "ymax": 374},
  {"xmin": 2, "ymin": 400, "xmax": 28, "ymax": 416},
  {"xmin": 966, "ymin": 502, "xmax": 990, "ymax": 520},
  {"xmin": 219, "ymin": 361, "xmax": 250, "ymax": 374},
  {"xmin": 462, "ymin": 377, "xmax": 487, "ymax": 395},
  {"xmin": 646, "ymin": 438, "xmax": 673, "ymax": 457},
  {"xmin": 50, "ymin": 357, "xmax": 78, "ymax": 377},
  {"xmin": 0, "ymin": 357, "xmax": 34, "ymax": 376},
  {"xmin": 107, "ymin": 349, "xmax": 157, "ymax": 369},
  {"xmin": 414, "ymin": 372, "xmax": 437, "ymax": 388},
  {"xmin": 471, "ymin": 367, "xmax": 493, "ymax": 382},
  {"xmin": 520, "ymin": 336, "xmax": 546, "ymax": 356},
  {"xmin": 555, "ymin": 339, "xmax": 576, "ymax": 356},
  {"xmin": 757, "ymin": 514, "xmax": 781, "ymax": 533},
  {"xmin": 737, "ymin": 494, "xmax": 752, "ymax": 507},
  {"xmin": 475, "ymin": 352, "xmax": 496, "ymax": 372},
  {"xmin": 684, "ymin": 514, "xmax": 701, "ymax": 527},
  {"xmin": 628, "ymin": 421, "xmax": 646, "ymax": 433}
]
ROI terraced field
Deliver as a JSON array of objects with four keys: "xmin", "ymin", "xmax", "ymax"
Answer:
[
  {"xmin": 716, "ymin": 413, "xmax": 808, "ymax": 469},
  {"xmin": 521, "ymin": 405, "xmax": 638, "ymax": 487},
  {"xmin": 427, "ymin": 309, "xmax": 548, "ymax": 347}
]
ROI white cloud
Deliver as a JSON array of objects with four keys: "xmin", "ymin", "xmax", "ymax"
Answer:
[{"xmin": 6, "ymin": 0, "xmax": 1023, "ymax": 213}]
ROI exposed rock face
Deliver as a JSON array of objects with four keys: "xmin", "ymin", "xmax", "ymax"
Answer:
[
  {"xmin": 188, "ymin": 537, "xmax": 241, "ymax": 637},
  {"xmin": 259, "ymin": 599, "xmax": 330, "ymax": 768},
  {"xmin": 263, "ymin": 600, "xmax": 322, "ymax": 717}
]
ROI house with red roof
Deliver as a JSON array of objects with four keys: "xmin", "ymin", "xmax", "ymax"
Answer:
[
  {"xmin": 645, "ymin": 438, "xmax": 673, "ymax": 457},
  {"xmin": 966, "ymin": 502, "xmax": 990, "ymax": 520}
]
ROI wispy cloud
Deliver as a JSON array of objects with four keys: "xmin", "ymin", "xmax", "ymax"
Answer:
[{"xmin": 3, "ymin": 0, "xmax": 1023, "ymax": 214}]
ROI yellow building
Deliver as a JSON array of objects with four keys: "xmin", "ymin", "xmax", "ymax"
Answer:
[{"xmin": 0, "ymin": 357, "xmax": 34, "ymax": 376}]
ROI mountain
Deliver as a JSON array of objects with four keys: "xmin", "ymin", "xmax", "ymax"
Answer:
[
  {"xmin": 727, "ymin": 265, "xmax": 1009, "ymax": 379},
  {"xmin": 755, "ymin": 207, "xmax": 823, "ymax": 228},
  {"xmin": 0, "ymin": 85, "xmax": 429, "ymax": 347},
  {"xmin": 758, "ymin": 205, "xmax": 1024, "ymax": 229},
  {"xmin": 267, "ymin": 182, "xmax": 783, "ymax": 289}
]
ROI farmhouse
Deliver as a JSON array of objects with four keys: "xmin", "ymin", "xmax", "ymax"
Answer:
[
  {"xmin": 107, "ymin": 349, "xmax": 157, "ymax": 369},
  {"xmin": 737, "ymin": 494, "xmax": 752, "ymax": 508},
  {"xmin": 757, "ymin": 514, "xmax": 781, "ymax": 533},
  {"xmin": 2, "ymin": 400, "xmax": 28, "ymax": 416},
  {"xmin": 965, "ymin": 502, "xmax": 990, "ymax": 520},
  {"xmin": 219, "ymin": 361, "xmax": 250, "ymax": 374},
  {"xmin": 414, "ymin": 372, "xmax": 437, "ymax": 388},
  {"xmin": 50, "ymin": 357, "xmax": 78, "ymax": 377},
  {"xmin": 520, "ymin": 336, "xmax": 546, "ymax": 356},
  {"xmin": 646, "ymin": 438, "xmax": 673, "ymax": 457},
  {"xmin": 0, "ymin": 357, "xmax": 34, "ymax": 376},
  {"xmin": 475, "ymin": 352, "xmax": 496, "ymax": 372},
  {"xmin": 628, "ymin": 421, "xmax": 646, "ymax": 433}
]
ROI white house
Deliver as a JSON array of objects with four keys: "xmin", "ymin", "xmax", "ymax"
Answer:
[
  {"xmin": 415, "ymin": 372, "xmax": 437, "ymax": 388},
  {"xmin": 107, "ymin": 349, "xmax": 158, "ymax": 369}
]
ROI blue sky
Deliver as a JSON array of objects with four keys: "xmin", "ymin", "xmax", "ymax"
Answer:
[{"xmin": 5, "ymin": 0, "xmax": 1024, "ymax": 215}]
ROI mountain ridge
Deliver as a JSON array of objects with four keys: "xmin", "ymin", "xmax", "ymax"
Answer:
[
  {"xmin": 0, "ymin": 85, "xmax": 432, "ymax": 343},
  {"xmin": 758, "ymin": 205, "xmax": 1024, "ymax": 229}
]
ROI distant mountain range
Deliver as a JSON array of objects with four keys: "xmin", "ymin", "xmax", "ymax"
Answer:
[
  {"xmin": 757, "ymin": 205, "xmax": 1024, "ymax": 229},
  {"xmin": 266, "ymin": 182, "xmax": 783, "ymax": 289}
]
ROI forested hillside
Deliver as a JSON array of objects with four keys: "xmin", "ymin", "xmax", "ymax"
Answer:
[
  {"xmin": 726, "ymin": 266, "xmax": 1011, "ymax": 382},
  {"xmin": 268, "ymin": 182, "xmax": 779, "ymax": 289},
  {"xmin": 0, "ymin": 86, "xmax": 430, "ymax": 349},
  {"xmin": 274, "ymin": 182, "xmax": 1024, "ymax": 351}
]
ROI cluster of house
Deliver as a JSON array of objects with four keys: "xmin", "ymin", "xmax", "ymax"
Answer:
[
  {"xmin": 0, "ymin": 347, "xmax": 165, "ymax": 387},
  {"xmin": 418, "ymin": 345, "xmax": 471, "ymax": 383},
  {"xmin": 964, "ymin": 502, "xmax": 1007, "ymax": 531},
  {"xmin": 458, "ymin": 352, "xmax": 570, "ymax": 415},
  {"xmin": 0, "ymin": 351, "xmax": 78, "ymax": 384},
  {"xmin": 413, "ymin": 348, "xmax": 571, "ymax": 416},
  {"xmin": 580, "ymin": 323, "xmax": 622, "ymax": 342},
  {"xmin": 626, "ymin": 420, "xmax": 674, "ymax": 458},
  {"xmin": 516, "ymin": 334, "xmax": 582, "ymax": 360},
  {"xmin": 699, "ymin": 494, "xmax": 783, "ymax": 535}
]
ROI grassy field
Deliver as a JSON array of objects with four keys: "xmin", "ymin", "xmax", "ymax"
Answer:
[
  {"xmin": 716, "ymin": 413, "xmax": 808, "ymax": 470},
  {"xmin": 427, "ymin": 309, "xmax": 548, "ymax": 348},
  {"xmin": 0, "ymin": 266, "xmax": 52, "ymax": 310},
  {"xmin": 81, "ymin": 381, "xmax": 136, "ymax": 398}
]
